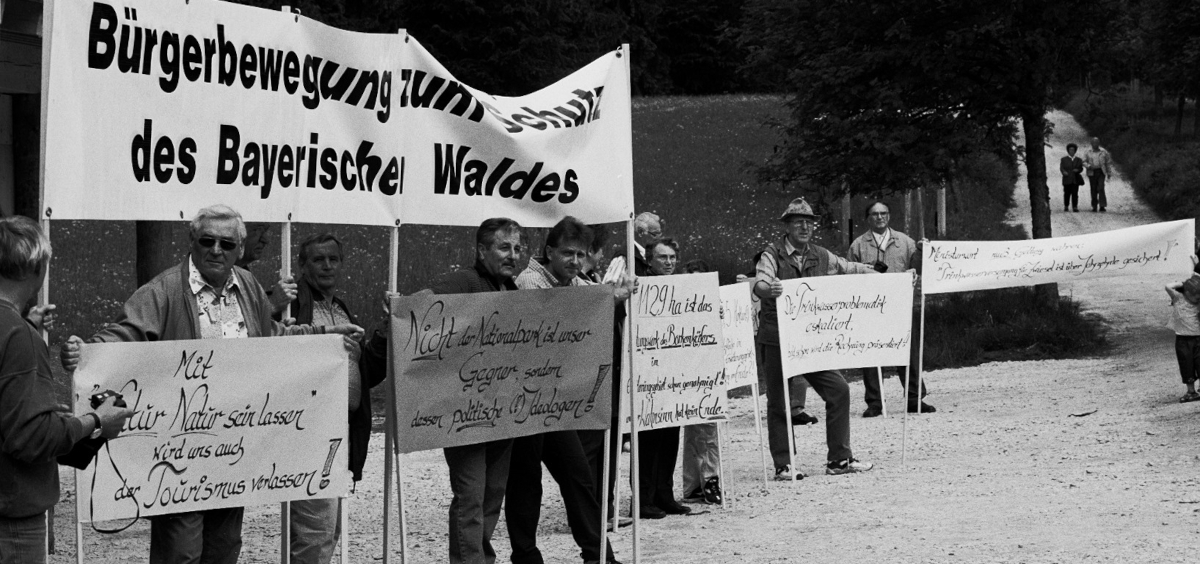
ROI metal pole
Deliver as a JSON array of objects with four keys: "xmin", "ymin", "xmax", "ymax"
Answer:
[
  {"xmin": 627, "ymin": 217, "xmax": 640, "ymax": 564},
  {"xmin": 280, "ymin": 216, "xmax": 292, "ymax": 564}
]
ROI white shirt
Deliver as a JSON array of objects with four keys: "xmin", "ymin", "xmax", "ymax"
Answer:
[{"xmin": 602, "ymin": 241, "xmax": 644, "ymax": 284}]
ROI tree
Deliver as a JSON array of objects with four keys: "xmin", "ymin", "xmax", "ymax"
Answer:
[{"xmin": 738, "ymin": 0, "xmax": 1121, "ymax": 303}]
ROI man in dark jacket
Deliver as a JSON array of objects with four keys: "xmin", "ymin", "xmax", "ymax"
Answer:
[{"xmin": 279, "ymin": 233, "xmax": 387, "ymax": 564}]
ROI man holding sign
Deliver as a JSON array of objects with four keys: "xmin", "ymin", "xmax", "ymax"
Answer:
[
  {"xmin": 61, "ymin": 205, "xmax": 362, "ymax": 564},
  {"xmin": 754, "ymin": 198, "xmax": 876, "ymax": 480}
]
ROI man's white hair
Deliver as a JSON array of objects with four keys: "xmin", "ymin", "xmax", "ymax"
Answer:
[
  {"xmin": 634, "ymin": 212, "xmax": 661, "ymax": 235},
  {"xmin": 190, "ymin": 204, "xmax": 247, "ymax": 241}
]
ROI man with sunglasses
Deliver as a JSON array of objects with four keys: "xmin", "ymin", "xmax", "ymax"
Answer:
[
  {"xmin": 847, "ymin": 201, "xmax": 934, "ymax": 418},
  {"xmin": 754, "ymin": 198, "xmax": 877, "ymax": 481},
  {"xmin": 61, "ymin": 204, "xmax": 362, "ymax": 564}
]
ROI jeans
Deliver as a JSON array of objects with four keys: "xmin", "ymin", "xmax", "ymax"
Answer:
[
  {"xmin": 0, "ymin": 513, "xmax": 46, "ymax": 564},
  {"xmin": 681, "ymin": 423, "xmax": 719, "ymax": 493},
  {"xmin": 444, "ymin": 439, "xmax": 513, "ymax": 564},
  {"xmin": 149, "ymin": 507, "xmax": 244, "ymax": 564},
  {"xmin": 637, "ymin": 427, "xmax": 680, "ymax": 506},
  {"xmin": 759, "ymin": 343, "xmax": 852, "ymax": 467},
  {"xmin": 1088, "ymin": 172, "xmax": 1107, "ymax": 209},
  {"xmin": 506, "ymin": 431, "xmax": 611, "ymax": 564},
  {"xmin": 1176, "ymin": 335, "xmax": 1200, "ymax": 384},
  {"xmin": 289, "ymin": 498, "xmax": 340, "ymax": 564}
]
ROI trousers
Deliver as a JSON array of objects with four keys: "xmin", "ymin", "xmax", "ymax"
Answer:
[
  {"xmin": 759, "ymin": 343, "xmax": 852, "ymax": 467},
  {"xmin": 578, "ymin": 428, "xmax": 618, "ymax": 518},
  {"xmin": 444, "ymin": 439, "xmax": 513, "ymax": 564},
  {"xmin": 1176, "ymin": 335, "xmax": 1200, "ymax": 384},
  {"xmin": 0, "ymin": 513, "xmax": 46, "ymax": 564},
  {"xmin": 681, "ymin": 423, "xmax": 719, "ymax": 493},
  {"xmin": 289, "ymin": 497, "xmax": 340, "ymax": 564},
  {"xmin": 148, "ymin": 508, "xmax": 244, "ymax": 564},
  {"xmin": 506, "ymin": 431, "xmax": 612, "ymax": 564},
  {"xmin": 1088, "ymin": 172, "xmax": 1107, "ymax": 209},
  {"xmin": 637, "ymin": 427, "xmax": 680, "ymax": 505}
]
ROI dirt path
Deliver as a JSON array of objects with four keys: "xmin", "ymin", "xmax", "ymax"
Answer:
[{"xmin": 54, "ymin": 112, "xmax": 1200, "ymax": 563}]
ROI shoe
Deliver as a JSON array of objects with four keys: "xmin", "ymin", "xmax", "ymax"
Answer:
[
  {"xmin": 682, "ymin": 487, "xmax": 705, "ymax": 503},
  {"xmin": 606, "ymin": 516, "xmax": 633, "ymax": 531},
  {"xmin": 638, "ymin": 504, "xmax": 666, "ymax": 519},
  {"xmin": 1064, "ymin": 207, "xmax": 1069, "ymax": 212},
  {"xmin": 907, "ymin": 402, "xmax": 936, "ymax": 413},
  {"xmin": 1092, "ymin": 207, "xmax": 1098, "ymax": 212},
  {"xmin": 791, "ymin": 411, "xmax": 819, "ymax": 425},
  {"xmin": 1073, "ymin": 207, "xmax": 1079, "ymax": 212},
  {"xmin": 655, "ymin": 498, "xmax": 692, "ymax": 515},
  {"xmin": 1180, "ymin": 392, "xmax": 1200, "ymax": 403},
  {"xmin": 702, "ymin": 477, "xmax": 722, "ymax": 505},
  {"xmin": 774, "ymin": 465, "xmax": 806, "ymax": 481},
  {"xmin": 862, "ymin": 406, "xmax": 882, "ymax": 418},
  {"xmin": 826, "ymin": 457, "xmax": 874, "ymax": 475}
]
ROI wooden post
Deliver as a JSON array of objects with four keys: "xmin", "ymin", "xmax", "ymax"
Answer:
[
  {"xmin": 915, "ymin": 185, "xmax": 925, "ymax": 240},
  {"xmin": 841, "ymin": 190, "xmax": 851, "ymax": 248},
  {"xmin": 937, "ymin": 182, "xmax": 947, "ymax": 238},
  {"xmin": 903, "ymin": 190, "xmax": 913, "ymax": 234}
]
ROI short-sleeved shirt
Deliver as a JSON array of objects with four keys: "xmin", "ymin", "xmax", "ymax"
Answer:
[
  {"xmin": 188, "ymin": 258, "xmax": 248, "ymax": 340},
  {"xmin": 1167, "ymin": 288, "xmax": 1200, "ymax": 336}
]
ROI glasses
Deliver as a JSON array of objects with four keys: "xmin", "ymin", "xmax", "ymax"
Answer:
[
  {"xmin": 197, "ymin": 237, "xmax": 239, "ymax": 251},
  {"xmin": 869, "ymin": 212, "xmax": 890, "ymax": 218}
]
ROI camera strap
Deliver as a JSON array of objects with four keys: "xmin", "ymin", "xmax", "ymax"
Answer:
[{"xmin": 88, "ymin": 441, "xmax": 140, "ymax": 534}]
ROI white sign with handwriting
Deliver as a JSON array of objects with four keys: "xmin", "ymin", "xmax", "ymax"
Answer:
[
  {"xmin": 632, "ymin": 273, "xmax": 727, "ymax": 430},
  {"xmin": 74, "ymin": 336, "xmax": 350, "ymax": 523},
  {"xmin": 776, "ymin": 273, "xmax": 914, "ymax": 375},
  {"xmin": 719, "ymin": 282, "xmax": 758, "ymax": 391},
  {"xmin": 390, "ymin": 286, "xmax": 615, "ymax": 453},
  {"xmin": 922, "ymin": 219, "xmax": 1195, "ymax": 294}
]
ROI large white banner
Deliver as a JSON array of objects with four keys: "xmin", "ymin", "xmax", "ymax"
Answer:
[
  {"xmin": 719, "ymin": 282, "xmax": 757, "ymax": 391},
  {"xmin": 631, "ymin": 273, "xmax": 727, "ymax": 431},
  {"xmin": 776, "ymin": 273, "xmax": 914, "ymax": 375},
  {"xmin": 44, "ymin": 0, "xmax": 633, "ymax": 228},
  {"xmin": 923, "ymin": 220, "xmax": 1196, "ymax": 294},
  {"xmin": 74, "ymin": 336, "xmax": 350, "ymax": 523},
  {"xmin": 390, "ymin": 287, "xmax": 614, "ymax": 453}
]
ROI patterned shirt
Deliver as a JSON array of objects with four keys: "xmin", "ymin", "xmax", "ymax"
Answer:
[
  {"xmin": 312, "ymin": 294, "xmax": 363, "ymax": 410},
  {"xmin": 188, "ymin": 258, "xmax": 248, "ymax": 340}
]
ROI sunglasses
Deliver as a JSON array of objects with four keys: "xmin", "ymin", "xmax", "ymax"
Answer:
[{"xmin": 197, "ymin": 237, "xmax": 239, "ymax": 251}]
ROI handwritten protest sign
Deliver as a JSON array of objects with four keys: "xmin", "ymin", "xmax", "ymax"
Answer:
[
  {"xmin": 923, "ymin": 219, "xmax": 1195, "ymax": 294},
  {"xmin": 44, "ymin": 0, "xmax": 633, "ymax": 228},
  {"xmin": 719, "ymin": 282, "xmax": 757, "ymax": 391},
  {"xmin": 632, "ymin": 273, "xmax": 727, "ymax": 431},
  {"xmin": 776, "ymin": 273, "xmax": 914, "ymax": 375},
  {"xmin": 390, "ymin": 286, "xmax": 614, "ymax": 453},
  {"xmin": 74, "ymin": 336, "xmax": 350, "ymax": 523}
]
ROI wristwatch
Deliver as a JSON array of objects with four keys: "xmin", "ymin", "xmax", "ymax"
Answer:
[{"xmin": 87, "ymin": 413, "xmax": 103, "ymax": 440}]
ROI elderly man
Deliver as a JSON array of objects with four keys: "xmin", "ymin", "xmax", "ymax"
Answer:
[
  {"xmin": 1083, "ymin": 137, "xmax": 1113, "ymax": 212},
  {"xmin": 507, "ymin": 216, "xmax": 628, "ymax": 564},
  {"xmin": 847, "ymin": 201, "xmax": 935, "ymax": 417},
  {"xmin": 61, "ymin": 205, "xmax": 361, "ymax": 564},
  {"xmin": 1, "ymin": 217, "xmax": 134, "ymax": 564},
  {"xmin": 603, "ymin": 212, "xmax": 661, "ymax": 283},
  {"xmin": 279, "ymin": 233, "xmax": 387, "ymax": 564},
  {"xmin": 424, "ymin": 218, "xmax": 525, "ymax": 564},
  {"xmin": 754, "ymin": 198, "xmax": 876, "ymax": 480}
]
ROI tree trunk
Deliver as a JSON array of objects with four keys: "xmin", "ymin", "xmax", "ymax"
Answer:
[
  {"xmin": 1021, "ymin": 109, "xmax": 1059, "ymax": 306},
  {"xmin": 1155, "ymin": 85, "xmax": 1165, "ymax": 119},
  {"xmin": 1175, "ymin": 93, "xmax": 1186, "ymax": 138},
  {"xmin": 136, "ymin": 222, "xmax": 177, "ymax": 286},
  {"xmin": 1194, "ymin": 97, "xmax": 1200, "ymax": 139}
]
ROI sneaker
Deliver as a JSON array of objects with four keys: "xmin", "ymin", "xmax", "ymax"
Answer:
[
  {"xmin": 702, "ymin": 477, "xmax": 722, "ymax": 505},
  {"xmin": 791, "ymin": 411, "xmax": 819, "ymax": 425},
  {"xmin": 682, "ymin": 487, "xmax": 706, "ymax": 503},
  {"xmin": 774, "ymin": 465, "xmax": 806, "ymax": 481},
  {"xmin": 826, "ymin": 458, "xmax": 874, "ymax": 475}
]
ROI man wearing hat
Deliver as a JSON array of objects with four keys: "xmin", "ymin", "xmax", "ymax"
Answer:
[{"xmin": 753, "ymin": 198, "xmax": 877, "ymax": 480}]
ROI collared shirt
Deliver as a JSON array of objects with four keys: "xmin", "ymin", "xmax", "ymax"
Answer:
[
  {"xmin": 1083, "ymin": 147, "xmax": 1113, "ymax": 177},
  {"xmin": 187, "ymin": 257, "xmax": 248, "ymax": 340},
  {"xmin": 603, "ymin": 241, "xmax": 644, "ymax": 284},
  {"xmin": 311, "ymin": 292, "xmax": 363, "ymax": 410},
  {"xmin": 871, "ymin": 228, "xmax": 892, "ymax": 253},
  {"xmin": 517, "ymin": 257, "xmax": 589, "ymax": 290}
]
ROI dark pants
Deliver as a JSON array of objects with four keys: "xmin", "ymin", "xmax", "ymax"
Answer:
[
  {"xmin": 578, "ymin": 428, "xmax": 618, "ymax": 518},
  {"xmin": 863, "ymin": 305, "xmax": 927, "ymax": 409},
  {"xmin": 0, "ymin": 513, "xmax": 46, "ymax": 564},
  {"xmin": 1088, "ymin": 172, "xmax": 1107, "ymax": 210},
  {"xmin": 506, "ymin": 431, "xmax": 611, "ymax": 564},
  {"xmin": 759, "ymin": 342, "xmax": 852, "ymax": 467},
  {"xmin": 444, "ymin": 439, "xmax": 513, "ymax": 564},
  {"xmin": 1176, "ymin": 335, "xmax": 1200, "ymax": 384},
  {"xmin": 148, "ymin": 507, "xmax": 244, "ymax": 564},
  {"xmin": 1063, "ymin": 184, "xmax": 1080, "ymax": 210},
  {"xmin": 637, "ymin": 427, "xmax": 680, "ymax": 506}
]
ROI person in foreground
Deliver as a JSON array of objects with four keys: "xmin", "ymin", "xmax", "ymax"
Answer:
[
  {"xmin": 0, "ymin": 216, "xmax": 134, "ymax": 564},
  {"xmin": 60, "ymin": 205, "xmax": 362, "ymax": 564},
  {"xmin": 1166, "ymin": 256, "xmax": 1200, "ymax": 404},
  {"xmin": 847, "ymin": 201, "xmax": 935, "ymax": 417},
  {"xmin": 754, "ymin": 198, "xmax": 876, "ymax": 480},
  {"xmin": 279, "ymin": 233, "xmax": 388, "ymax": 564},
  {"xmin": 508, "ymin": 216, "xmax": 629, "ymax": 564}
]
